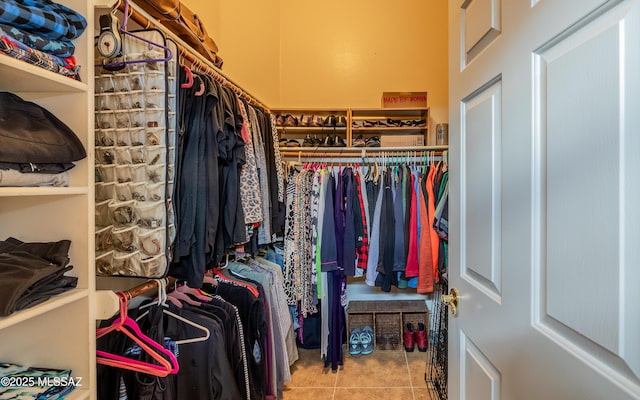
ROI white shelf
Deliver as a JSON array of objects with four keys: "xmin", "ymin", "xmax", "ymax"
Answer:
[
  {"xmin": 0, "ymin": 54, "xmax": 88, "ymax": 93},
  {"xmin": 0, "ymin": 289, "xmax": 89, "ymax": 331},
  {"xmin": 0, "ymin": 187, "xmax": 89, "ymax": 197}
]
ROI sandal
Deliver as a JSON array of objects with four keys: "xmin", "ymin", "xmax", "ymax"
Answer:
[
  {"xmin": 360, "ymin": 325, "xmax": 374, "ymax": 355},
  {"xmin": 349, "ymin": 328, "xmax": 362, "ymax": 355}
]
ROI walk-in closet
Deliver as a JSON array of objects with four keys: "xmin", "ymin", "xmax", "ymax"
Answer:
[{"xmin": 1, "ymin": 0, "xmax": 639, "ymax": 399}]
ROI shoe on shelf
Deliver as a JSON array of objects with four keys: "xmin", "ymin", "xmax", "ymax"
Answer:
[
  {"xmin": 278, "ymin": 138, "xmax": 288, "ymax": 148},
  {"xmin": 283, "ymin": 114, "xmax": 298, "ymax": 127},
  {"xmin": 299, "ymin": 115, "xmax": 312, "ymax": 127},
  {"xmin": 323, "ymin": 115, "xmax": 336, "ymax": 127},
  {"xmin": 365, "ymin": 136, "xmax": 380, "ymax": 147},
  {"xmin": 336, "ymin": 116, "xmax": 347, "ymax": 127},
  {"xmin": 416, "ymin": 322, "xmax": 428, "ymax": 352},
  {"xmin": 360, "ymin": 325, "xmax": 374, "ymax": 355},
  {"xmin": 310, "ymin": 115, "xmax": 324, "ymax": 127},
  {"xmin": 303, "ymin": 134, "xmax": 315, "ymax": 147},
  {"xmin": 333, "ymin": 135, "xmax": 346, "ymax": 147},
  {"xmin": 323, "ymin": 135, "xmax": 334, "ymax": 147},
  {"xmin": 404, "ymin": 323, "xmax": 416, "ymax": 352},
  {"xmin": 352, "ymin": 134, "xmax": 365, "ymax": 147},
  {"xmin": 286, "ymin": 139, "xmax": 301, "ymax": 147},
  {"xmin": 349, "ymin": 328, "xmax": 362, "ymax": 355},
  {"xmin": 312, "ymin": 135, "xmax": 323, "ymax": 146},
  {"xmin": 276, "ymin": 114, "xmax": 285, "ymax": 126}
]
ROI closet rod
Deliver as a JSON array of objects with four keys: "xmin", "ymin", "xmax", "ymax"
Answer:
[
  {"xmin": 122, "ymin": 276, "xmax": 177, "ymax": 300},
  {"xmin": 280, "ymin": 147, "xmax": 447, "ymax": 158},
  {"xmin": 113, "ymin": 0, "xmax": 269, "ymax": 111}
]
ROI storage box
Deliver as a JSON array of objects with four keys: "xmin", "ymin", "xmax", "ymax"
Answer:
[
  {"xmin": 380, "ymin": 135, "xmax": 425, "ymax": 147},
  {"xmin": 381, "ymin": 92, "xmax": 428, "ymax": 108}
]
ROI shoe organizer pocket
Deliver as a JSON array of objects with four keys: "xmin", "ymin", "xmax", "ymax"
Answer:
[
  {"xmin": 145, "ymin": 71, "xmax": 165, "ymax": 91},
  {"xmin": 130, "ymin": 91, "xmax": 144, "ymax": 110},
  {"xmin": 97, "ymin": 75, "xmax": 116, "ymax": 94},
  {"xmin": 96, "ymin": 111, "xmax": 115, "ymax": 129},
  {"xmin": 96, "ymin": 129, "xmax": 115, "ymax": 147},
  {"xmin": 130, "ymin": 128, "xmax": 146, "ymax": 146},
  {"xmin": 167, "ymin": 180, "xmax": 174, "ymax": 200},
  {"xmin": 146, "ymin": 146, "xmax": 166, "ymax": 166},
  {"xmin": 114, "ymin": 129, "xmax": 131, "ymax": 147},
  {"xmin": 146, "ymin": 128, "xmax": 164, "ymax": 146},
  {"xmin": 130, "ymin": 182, "xmax": 147, "ymax": 202},
  {"xmin": 168, "ymin": 111, "xmax": 176, "ymax": 128},
  {"xmin": 115, "ymin": 165, "xmax": 133, "ymax": 183},
  {"xmin": 146, "ymin": 163, "xmax": 165, "ymax": 184},
  {"xmin": 146, "ymin": 182, "xmax": 165, "ymax": 202},
  {"xmin": 138, "ymin": 227, "xmax": 165, "ymax": 258},
  {"xmin": 168, "ymin": 129, "xmax": 176, "ymax": 147},
  {"xmin": 136, "ymin": 201, "xmax": 164, "ymax": 229},
  {"xmin": 116, "ymin": 93, "xmax": 133, "ymax": 110},
  {"xmin": 145, "ymin": 108, "xmax": 164, "ymax": 128},
  {"xmin": 114, "ymin": 147, "xmax": 132, "ymax": 164},
  {"xmin": 115, "ymin": 182, "xmax": 133, "ymax": 201},
  {"xmin": 109, "ymin": 200, "xmax": 138, "ymax": 228},
  {"xmin": 96, "ymin": 93, "xmax": 116, "ymax": 111},
  {"xmin": 95, "ymin": 225, "xmax": 113, "ymax": 254},
  {"xmin": 167, "ymin": 147, "xmax": 175, "ymax": 166},
  {"xmin": 95, "ymin": 199, "xmax": 112, "ymax": 228},
  {"xmin": 114, "ymin": 110, "xmax": 131, "ymax": 129},
  {"xmin": 130, "ymin": 146, "xmax": 147, "ymax": 164},
  {"xmin": 96, "ymin": 146, "xmax": 115, "ymax": 165},
  {"xmin": 111, "ymin": 251, "xmax": 143, "ymax": 276},
  {"xmin": 111, "ymin": 225, "xmax": 139, "ymax": 253},
  {"xmin": 128, "ymin": 72, "xmax": 145, "ymax": 91},
  {"xmin": 129, "ymin": 164, "xmax": 146, "ymax": 183},
  {"xmin": 124, "ymin": 53, "xmax": 145, "ymax": 73},
  {"xmin": 113, "ymin": 73, "xmax": 131, "ymax": 92},
  {"xmin": 168, "ymin": 224, "xmax": 175, "ymax": 242},
  {"xmin": 95, "ymin": 251, "xmax": 114, "ymax": 275},
  {"xmin": 145, "ymin": 53, "xmax": 164, "ymax": 72},
  {"xmin": 95, "ymin": 182, "xmax": 115, "ymax": 202},
  {"xmin": 98, "ymin": 164, "xmax": 116, "ymax": 183},
  {"xmin": 130, "ymin": 109, "xmax": 145, "ymax": 129},
  {"xmin": 144, "ymin": 91, "xmax": 164, "ymax": 110},
  {"xmin": 140, "ymin": 253, "xmax": 166, "ymax": 278}
]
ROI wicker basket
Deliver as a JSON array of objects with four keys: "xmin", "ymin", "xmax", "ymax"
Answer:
[{"xmin": 375, "ymin": 313, "xmax": 401, "ymax": 350}]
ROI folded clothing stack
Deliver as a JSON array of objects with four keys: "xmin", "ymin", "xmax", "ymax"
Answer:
[
  {"xmin": 0, "ymin": 362, "xmax": 76, "ymax": 399},
  {"xmin": 0, "ymin": 237, "xmax": 78, "ymax": 316},
  {"xmin": 0, "ymin": 92, "xmax": 86, "ymax": 187},
  {"xmin": 0, "ymin": 0, "xmax": 87, "ymax": 79}
]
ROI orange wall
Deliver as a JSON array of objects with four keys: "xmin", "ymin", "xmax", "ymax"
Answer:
[{"xmin": 181, "ymin": 0, "xmax": 448, "ymax": 140}]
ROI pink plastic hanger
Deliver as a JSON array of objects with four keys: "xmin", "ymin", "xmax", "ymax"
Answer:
[
  {"xmin": 180, "ymin": 65, "xmax": 194, "ymax": 88},
  {"xmin": 96, "ymin": 293, "xmax": 179, "ymax": 376}
]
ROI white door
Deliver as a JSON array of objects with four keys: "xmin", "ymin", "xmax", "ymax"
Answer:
[{"xmin": 448, "ymin": 0, "xmax": 640, "ymax": 399}]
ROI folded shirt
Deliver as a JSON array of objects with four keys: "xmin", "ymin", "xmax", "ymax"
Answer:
[
  {"xmin": 0, "ymin": 238, "xmax": 77, "ymax": 316},
  {"xmin": 0, "ymin": 362, "xmax": 76, "ymax": 400},
  {"xmin": 0, "ymin": 0, "xmax": 87, "ymax": 41},
  {"xmin": 0, "ymin": 23, "xmax": 75, "ymax": 57},
  {"xmin": 0, "ymin": 168, "xmax": 70, "ymax": 187}
]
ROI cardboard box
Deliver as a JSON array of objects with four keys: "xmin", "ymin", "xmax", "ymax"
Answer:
[
  {"xmin": 381, "ymin": 92, "xmax": 428, "ymax": 108},
  {"xmin": 380, "ymin": 135, "xmax": 425, "ymax": 147}
]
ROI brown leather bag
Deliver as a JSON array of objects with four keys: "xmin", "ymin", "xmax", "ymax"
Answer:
[{"xmin": 131, "ymin": 0, "xmax": 223, "ymax": 67}]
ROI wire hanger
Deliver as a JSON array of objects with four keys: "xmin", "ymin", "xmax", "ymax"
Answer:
[
  {"xmin": 136, "ymin": 279, "xmax": 211, "ymax": 345},
  {"xmin": 99, "ymin": 0, "xmax": 173, "ymax": 69}
]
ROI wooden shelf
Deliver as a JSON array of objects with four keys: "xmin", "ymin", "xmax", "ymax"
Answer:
[
  {"xmin": 351, "ymin": 107, "xmax": 429, "ymax": 117},
  {"xmin": 0, "ymin": 289, "xmax": 89, "ymax": 331},
  {"xmin": 276, "ymin": 126, "xmax": 348, "ymax": 131},
  {"xmin": 0, "ymin": 54, "xmax": 87, "ymax": 93},
  {"xmin": 0, "ymin": 187, "xmax": 89, "ymax": 197},
  {"xmin": 352, "ymin": 126, "xmax": 426, "ymax": 133}
]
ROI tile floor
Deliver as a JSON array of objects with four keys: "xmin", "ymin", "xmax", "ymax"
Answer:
[{"xmin": 283, "ymin": 346, "xmax": 437, "ymax": 400}]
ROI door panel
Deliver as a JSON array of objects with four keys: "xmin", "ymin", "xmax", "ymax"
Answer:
[
  {"xmin": 462, "ymin": 0, "xmax": 502, "ymax": 65},
  {"xmin": 449, "ymin": 0, "xmax": 640, "ymax": 398},
  {"xmin": 461, "ymin": 78, "xmax": 502, "ymax": 300},
  {"xmin": 461, "ymin": 331, "xmax": 501, "ymax": 400}
]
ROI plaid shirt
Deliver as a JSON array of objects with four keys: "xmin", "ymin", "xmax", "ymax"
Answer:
[
  {"xmin": 0, "ymin": 0, "xmax": 86, "ymax": 41},
  {"xmin": 354, "ymin": 173, "xmax": 370, "ymax": 269},
  {"xmin": 0, "ymin": 30, "xmax": 79, "ymax": 80}
]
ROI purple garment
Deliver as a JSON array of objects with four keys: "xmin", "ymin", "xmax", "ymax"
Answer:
[
  {"xmin": 321, "ymin": 173, "xmax": 338, "ymax": 271},
  {"xmin": 342, "ymin": 168, "xmax": 356, "ymax": 276},
  {"xmin": 334, "ymin": 169, "xmax": 345, "ymax": 268}
]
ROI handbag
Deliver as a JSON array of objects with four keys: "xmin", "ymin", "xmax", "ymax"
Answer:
[{"xmin": 0, "ymin": 92, "xmax": 86, "ymax": 164}]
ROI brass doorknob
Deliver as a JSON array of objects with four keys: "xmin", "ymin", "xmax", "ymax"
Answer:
[{"xmin": 441, "ymin": 288, "xmax": 460, "ymax": 316}]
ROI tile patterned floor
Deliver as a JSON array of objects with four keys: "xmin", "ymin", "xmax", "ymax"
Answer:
[{"xmin": 283, "ymin": 347, "xmax": 437, "ymax": 400}]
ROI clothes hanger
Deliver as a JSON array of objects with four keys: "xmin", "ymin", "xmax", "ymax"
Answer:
[
  {"xmin": 210, "ymin": 267, "xmax": 259, "ymax": 298},
  {"xmin": 98, "ymin": 0, "xmax": 173, "ymax": 69},
  {"xmin": 96, "ymin": 292, "xmax": 179, "ymax": 376},
  {"xmin": 136, "ymin": 279, "xmax": 211, "ymax": 345},
  {"xmin": 180, "ymin": 65, "xmax": 194, "ymax": 89},
  {"xmin": 194, "ymin": 75, "xmax": 206, "ymax": 96}
]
